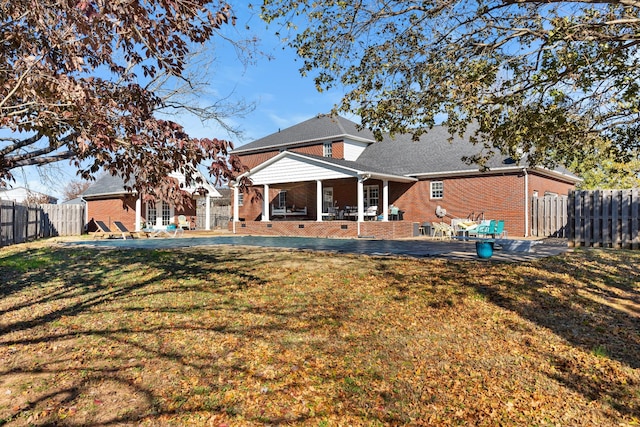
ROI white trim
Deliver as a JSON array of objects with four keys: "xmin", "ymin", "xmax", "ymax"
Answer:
[
  {"xmin": 232, "ymin": 183, "xmax": 239, "ymax": 233},
  {"xmin": 262, "ymin": 184, "xmax": 270, "ymax": 222},
  {"xmin": 382, "ymin": 180, "xmax": 389, "ymax": 222},
  {"xmin": 135, "ymin": 198, "xmax": 142, "ymax": 231},
  {"xmin": 524, "ymin": 169, "xmax": 529, "ymax": 237},
  {"xmin": 205, "ymin": 193, "xmax": 211, "ymax": 230},
  {"xmin": 411, "ymin": 166, "xmax": 581, "ymax": 183},
  {"xmin": 316, "ymin": 180, "xmax": 323, "ymax": 222},
  {"xmin": 231, "ymin": 133, "xmax": 375, "ymax": 155}
]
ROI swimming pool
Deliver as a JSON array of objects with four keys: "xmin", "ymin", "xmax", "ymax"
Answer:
[
  {"xmin": 67, "ymin": 235, "xmax": 460, "ymax": 258},
  {"xmin": 66, "ymin": 235, "xmax": 566, "ymax": 261}
]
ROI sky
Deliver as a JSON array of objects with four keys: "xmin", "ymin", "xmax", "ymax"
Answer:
[{"xmin": 10, "ymin": 3, "xmax": 348, "ymax": 201}]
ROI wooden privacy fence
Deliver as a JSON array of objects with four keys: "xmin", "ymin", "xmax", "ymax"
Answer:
[
  {"xmin": 531, "ymin": 195, "xmax": 568, "ymax": 238},
  {"xmin": 568, "ymin": 189, "xmax": 640, "ymax": 249},
  {"xmin": 0, "ymin": 202, "xmax": 84, "ymax": 247}
]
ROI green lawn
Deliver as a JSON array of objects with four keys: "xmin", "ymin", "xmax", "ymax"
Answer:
[{"xmin": 1, "ymin": 240, "xmax": 639, "ymax": 426}]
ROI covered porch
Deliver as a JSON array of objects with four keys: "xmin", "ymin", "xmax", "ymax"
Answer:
[{"xmin": 230, "ymin": 151, "xmax": 418, "ymax": 238}]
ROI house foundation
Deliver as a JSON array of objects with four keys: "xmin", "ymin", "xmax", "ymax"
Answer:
[{"xmin": 230, "ymin": 220, "xmax": 419, "ymax": 239}]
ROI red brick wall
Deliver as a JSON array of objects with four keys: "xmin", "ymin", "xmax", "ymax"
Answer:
[
  {"xmin": 528, "ymin": 172, "xmax": 575, "ymax": 198},
  {"xmin": 291, "ymin": 145, "xmax": 323, "ymax": 156},
  {"xmin": 237, "ymin": 152, "xmax": 279, "ymax": 169},
  {"xmin": 233, "ymin": 169, "xmax": 576, "ymax": 238},
  {"xmin": 237, "ymin": 140, "xmax": 346, "ymax": 171},
  {"xmin": 87, "ymin": 197, "xmax": 198, "ymax": 231},
  {"xmin": 230, "ymin": 220, "xmax": 416, "ymax": 239},
  {"xmin": 86, "ymin": 196, "xmax": 137, "ymax": 231},
  {"xmin": 333, "ymin": 142, "xmax": 345, "ymax": 159},
  {"xmin": 392, "ymin": 174, "xmax": 526, "ymax": 236}
]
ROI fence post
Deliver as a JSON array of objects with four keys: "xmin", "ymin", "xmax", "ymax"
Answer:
[{"xmin": 633, "ymin": 189, "xmax": 640, "ymax": 250}]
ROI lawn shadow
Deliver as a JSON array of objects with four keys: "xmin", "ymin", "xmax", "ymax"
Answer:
[{"xmin": 0, "ymin": 245, "xmax": 359, "ymax": 425}]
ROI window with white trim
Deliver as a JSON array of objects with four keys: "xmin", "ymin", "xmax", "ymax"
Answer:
[
  {"xmin": 146, "ymin": 201, "xmax": 157, "ymax": 227},
  {"xmin": 238, "ymin": 193, "xmax": 244, "ymax": 206},
  {"xmin": 323, "ymin": 142, "xmax": 332, "ymax": 157},
  {"xmin": 430, "ymin": 181, "xmax": 444, "ymax": 199},
  {"xmin": 161, "ymin": 202, "xmax": 172, "ymax": 225},
  {"xmin": 364, "ymin": 185, "xmax": 379, "ymax": 208},
  {"xmin": 278, "ymin": 190, "xmax": 287, "ymax": 208}
]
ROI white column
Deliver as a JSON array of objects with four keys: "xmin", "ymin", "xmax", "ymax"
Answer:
[
  {"xmin": 233, "ymin": 184, "xmax": 239, "ymax": 234},
  {"xmin": 155, "ymin": 202, "xmax": 162, "ymax": 228},
  {"xmin": 357, "ymin": 177, "xmax": 364, "ymax": 222},
  {"xmin": 523, "ymin": 169, "xmax": 529, "ymax": 237},
  {"xmin": 316, "ymin": 180, "xmax": 323, "ymax": 221},
  {"xmin": 382, "ymin": 180, "xmax": 389, "ymax": 222},
  {"xmin": 135, "ymin": 197, "xmax": 142, "ymax": 231},
  {"xmin": 205, "ymin": 193, "xmax": 211, "ymax": 230},
  {"xmin": 262, "ymin": 184, "xmax": 270, "ymax": 221}
]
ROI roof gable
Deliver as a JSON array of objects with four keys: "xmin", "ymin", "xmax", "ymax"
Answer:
[
  {"xmin": 232, "ymin": 114, "xmax": 376, "ymax": 154},
  {"xmin": 239, "ymin": 151, "xmax": 416, "ymax": 185}
]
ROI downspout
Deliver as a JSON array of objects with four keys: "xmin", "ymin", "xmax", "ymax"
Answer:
[
  {"xmin": 80, "ymin": 196, "xmax": 88, "ymax": 234},
  {"xmin": 523, "ymin": 169, "xmax": 529, "ymax": 237}
]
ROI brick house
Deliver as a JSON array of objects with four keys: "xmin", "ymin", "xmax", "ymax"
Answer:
[
  {"xmin": 82, "ymin": 171, "xmax": 221, "ymax": 232},
  {"xmin": 230, "ymin": 114, "xmax": 580, "ymax": 238}
]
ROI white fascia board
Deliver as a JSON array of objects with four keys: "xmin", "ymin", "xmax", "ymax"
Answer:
[
  {"xmin": 82, "ymin": 191, "xmax": 132, "ymax": 199},
  {"xmin": 530, "ymin": 166, "xmax": 583, "ymax": 183},
  {"xmin": 410, "ymin": 166, "xmax": 527, "ymax": 179},
  {"xmin": 365, "ymin": 172, "xmax": 417, "ymax": 183},
  {"xmin": 410, "ymin": 165, "xmax": 582, "ymax": 183},
  {"xmin": 232, "ymin": 133, "xmax": 375, "ymax": 155}
]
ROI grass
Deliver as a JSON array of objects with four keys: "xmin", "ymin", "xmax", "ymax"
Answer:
[{"xmin": 0, "ymin": 239, "xmax": 639, "ymax": 426}]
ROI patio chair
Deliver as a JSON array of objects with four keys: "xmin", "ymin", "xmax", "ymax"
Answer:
[
  {"xmin": 389, "ymin": 205, "xmax": 400, "ymax": 220},
  {"xmin": 491, "ymin": 220, "xmax": 506, "ymax": 238},
  {"xmin": 92, "ymin": 220, "xmax": 120, "ymax": 239},
  {"xmin": 149, "ymin": 224, "xmax": 184, "ymax": 238},
  {"xmin": 433, "ymin": 222, "xmax": 454, "ymax": 240},
  {"xmin": 468, "ymin": 220, "xmax": 496, "ymax": 238},
  {"xmin": 364, "ymin": 206, "xmax": 378, "ymax": 220},
  {"xmin": 178, "ymin": 215, "xmax": 191, "ymax": 230},
  {"xmin": 113, "ymin": 221, "xmax": 147, "ymax": 239}
]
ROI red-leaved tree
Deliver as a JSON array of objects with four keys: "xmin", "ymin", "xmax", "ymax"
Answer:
[{"xmin": 0, "ymin": 0, "xmax": 249, "ymax": 204}]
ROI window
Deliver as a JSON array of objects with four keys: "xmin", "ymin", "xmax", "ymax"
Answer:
[
  {"xmin": 364, "ymin": 185, "xmax": 379, "ymax": 208},
  {"xmin": 146, "ymin": 201, "xmax": 157, "ymax": 227},
  {"xmin": 430, "ymin": 181, "xmax": 444, "ymax": 199},
  {"xmin": 323, "ymin": 142, "xmax": 332, "ymax": 157},
  {"xmin": 161, "ymin": 202, "xmax": 172, "ymax": 225},
  {"xmin": 238, "ymin": 193, "xmax": 244, "ymax": 206},
  {"xmin": 278, "ymin": 190, "xmax": 287, "ymax": 208},
  {"xmin": 146, "ymin": 201, "xmax": 173, "ymax": 226}
]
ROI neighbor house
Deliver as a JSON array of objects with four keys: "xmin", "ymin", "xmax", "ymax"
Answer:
[
  {"xmin": 82, "ymin": 171, "xmax": 221, "ymax": 232},
  {"xmin": 0, "ymin": 186, "xmax": 58, "ymax": 204},
  {"xmin": 229, "ymin": 114, "xmax": 580, "ymax": 238}
]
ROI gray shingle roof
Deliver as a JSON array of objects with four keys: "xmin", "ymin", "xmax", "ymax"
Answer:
[
  {"xmin": 294, "ymin": 153, "xmax": 404, "ymax": 176},
  {"xmin": 236, "ymin": 114, "xmax": 579, "ymax": 180},
  {"xmin": 82, "ymin": 174, "xmax": 132, "ymax": 198},
  {"xmin": 232, "ymin": 114, "xmax": 376, "ymax": 154},
  {"xmin": 356, "ymin": 126, "xmax": 516, "ymax": 175}
]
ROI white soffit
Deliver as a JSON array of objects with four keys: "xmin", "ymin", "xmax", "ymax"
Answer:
[{"xmin": 249, "ymin": 155, "xmax": 357, "ymax": 185}]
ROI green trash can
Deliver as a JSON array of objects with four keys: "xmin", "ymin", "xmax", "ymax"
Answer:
[{"xmin": 475, "ymin": 240, "xmax": 494, "ymax": 259}]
